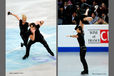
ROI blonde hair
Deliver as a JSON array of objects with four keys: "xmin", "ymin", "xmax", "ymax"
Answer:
[{"xmin": 22, "ymin": 14, "xmax": 27, "ymax": 20}]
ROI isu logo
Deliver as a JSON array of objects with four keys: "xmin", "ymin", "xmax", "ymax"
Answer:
[{"xmin": 100, "ymin": 30, "xmax": 109, "ymax": 43}]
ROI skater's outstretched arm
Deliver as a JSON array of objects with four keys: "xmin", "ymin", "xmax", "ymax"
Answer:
[
  {"xmin": 8, "ymin": 11, "xmax": 20, "ymax": 20},
  {"xmin": 66, "ymin": 35, "xmax": 78, "ymax": 38},
  {"xmin": 35, "ymin": 20, "xmax": 44, "ymax": 26}
]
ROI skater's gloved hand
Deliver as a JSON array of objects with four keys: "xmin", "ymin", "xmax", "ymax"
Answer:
[{"xmin": 8, "ymin": 11, "xmax": 12, "ymax": 15}]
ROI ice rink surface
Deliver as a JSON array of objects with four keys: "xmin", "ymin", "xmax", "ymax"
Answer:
[
  {"xmin": 6, "ymin": 26, "xmax": 56, "ymax": 72},
  {"xmin": 58, "ymin": 52, "xmax": 108, "ymax": 76}
]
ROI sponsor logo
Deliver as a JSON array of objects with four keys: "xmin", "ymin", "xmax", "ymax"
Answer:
[
  {"xmin": 88, "ymin": 29, "xmax": 100, "ymax": 44},
  {"xmin": 87, "ymin": 29, "xmax": 109, "ymax": 44},
  {"xmin": 100, "ymin": 30, "xmax": 109, "ymax": 43}
]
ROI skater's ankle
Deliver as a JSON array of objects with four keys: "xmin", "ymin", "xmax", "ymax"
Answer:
[
  {"xmin": 22, "ymin": 55, "xmax": 29, "ymax": 60},
  {"xmin": 81, "ymin": 70, "xmax": 88, "ymax": 75}
]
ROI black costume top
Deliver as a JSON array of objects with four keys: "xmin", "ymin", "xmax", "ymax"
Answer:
[
  {"xmin": 19, "ymin": 19, "xmax": 29, "ymax": 35},
  {"xmin": 35, "ymin": 24, "xmax": 44, "ymax": 41},
  {"xmin": 28, "ymin": 24, "xmax": 44, "ymax": 41},
  {"xmin": 77, "ymin": 32, "xmax": 85, "ymax": 47}
]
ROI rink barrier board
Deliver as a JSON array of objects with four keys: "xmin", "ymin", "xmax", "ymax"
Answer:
[
  {"xmin": 58, "ymin": 25, "xmax": 109, "ymax": 52},
  {"xmin": 58, "ymin": 47, "xmax": 108, "ymax": 52}
]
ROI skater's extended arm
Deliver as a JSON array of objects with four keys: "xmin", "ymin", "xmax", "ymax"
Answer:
[
  {"xmin": 66, "ymin": 35, "xmax": 78, "ymax": 38},
  {"xmin": 35, "ymin": 20, "xmax": 44, "ymax": 26},
  {"xmin": 8, "ymin": 12, "xmax": 20, "ymax": 20}
]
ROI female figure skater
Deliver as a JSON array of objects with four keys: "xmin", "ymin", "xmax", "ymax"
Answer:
[
  {"xmin": 74, "ymin": 7, "xmax": 93, "ymax": 30},
  {"xmin": 8, "ymin": 11, "xmax": 29, "ymax": 47},
  {"xmin": 67, "ymin": 26, "xmax": 88, "ymax": 75},
  {"xmin": 23, "ymin": 21, "xmax": 54, "ymax": 59}
]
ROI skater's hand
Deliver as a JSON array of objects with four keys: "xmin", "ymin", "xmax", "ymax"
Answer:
[
  {"xmin": 35, "ymin": 20, "xmax": 44, "ymax": 26},
  {"xmin": 8, "ymin": 11, "xmax": 12, "ymax": 15}
]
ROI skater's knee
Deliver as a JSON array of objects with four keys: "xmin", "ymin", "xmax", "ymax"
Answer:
[
  {"xmin": 26, "ymin": 44, "xmax": 32, "ymax": 49},
  {"xmin": 41, "ymin": 41, "xmax": 48, "ymax": 47},
  {"xmin": 43, "ymin": 43, "xmax": 48, "ymax": 47}
]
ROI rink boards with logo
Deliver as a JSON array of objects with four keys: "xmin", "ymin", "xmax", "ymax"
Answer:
[{"xmin": 58, "ymin": 25, "xmax": 109, "ymax": 52}]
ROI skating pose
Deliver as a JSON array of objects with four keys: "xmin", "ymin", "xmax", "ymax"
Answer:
[
  {"xmin": 8, "ymin": 11, "xmax": 29, "ymax": 47},
  {"xmin": 23, "ymin": 21, "xmax": 54, "ymax": 59},
  {"xmin": 67, "ymin": 26, "xmax": 88, "ymax": 75}
]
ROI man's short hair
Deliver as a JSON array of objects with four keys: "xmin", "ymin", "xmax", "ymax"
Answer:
[
  {"xmin": 30, "ymin": 23, "xmax": 35, "ymax": 27},
  {"xmin": 78, "ymin": 26, "xmax": 82, "ymax": 31},
  {"xmin": 75, "ymin": 26, "xmax": 83, "ymax": 32}
]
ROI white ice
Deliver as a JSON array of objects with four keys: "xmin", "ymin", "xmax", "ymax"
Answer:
[{"xmin": 58, "ymin": 52, "xmax": 108, "ymax": 76}]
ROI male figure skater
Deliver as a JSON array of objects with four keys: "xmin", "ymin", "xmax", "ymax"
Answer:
[
  {"xmin": 67, "ymin": 26, "xmax": 88, "ymax": 75},
  {"xmin": 8, "ymin": 12, "xmax": 29, "ymax": 47},
  {"xmin": 23, "ymin": 21, "xmax": 54, "ymax": 59}
]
